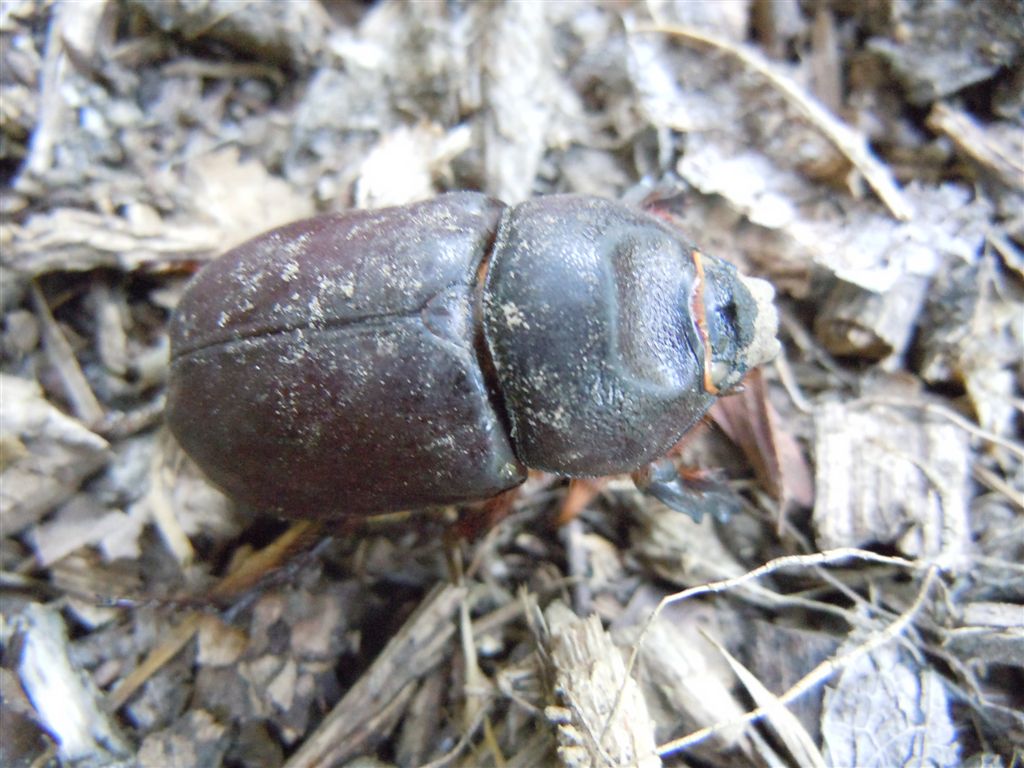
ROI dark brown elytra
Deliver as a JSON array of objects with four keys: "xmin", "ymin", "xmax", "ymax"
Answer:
[{"xmin": 166, "ymin": 193, "xmax": 779, "ymax": 521}]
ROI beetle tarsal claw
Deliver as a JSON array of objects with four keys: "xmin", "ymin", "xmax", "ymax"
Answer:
[{"xmin": 736, "ymin": 274, "xmax": 781, "ymax": 370}]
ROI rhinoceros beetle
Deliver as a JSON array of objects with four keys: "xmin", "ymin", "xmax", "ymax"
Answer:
[{"xmin": 166, "ymin": 193, "xmax": 779, "ymax": 521}]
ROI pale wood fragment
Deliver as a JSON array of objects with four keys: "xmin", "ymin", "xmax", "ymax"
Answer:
[
  {"xmin": 543, "ymin": 602, "xmax": 661, "ymax": 768},
  {"xmin": 17, "ymin": 603, "xmax": 131, "ymax": 763},
  {"xmin": 813, "ymin": 399, "xmax": 970, "ymax": 559},
  {"xmin": 30, "ymin": 283, "xmax": 105, "ymax": 426},
  {"xmin": 482, "ymin": 1, "xmax": 555, "ymax": 204},
  {"xmin": 814, "ymin": 275, "xmax": 930, "ymax": 360},
  {"xmin": 927, "ymin": 103, "xmax": 1024, "ymax": 192},
  {"xmin": 0, "ymin": 374, "xmax": 109, "ymax": 534}
]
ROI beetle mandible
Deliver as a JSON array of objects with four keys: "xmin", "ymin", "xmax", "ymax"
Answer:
[{"xmin": 166, "ymin": 193, "xmax": 779, "ymax": 519}]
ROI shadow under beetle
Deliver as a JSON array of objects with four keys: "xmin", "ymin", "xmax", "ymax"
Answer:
[{"xmin": 166, "ymin": 193, "xmax": 779, "ymax": 520}]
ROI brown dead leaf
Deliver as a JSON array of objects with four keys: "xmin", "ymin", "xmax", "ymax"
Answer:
[{"xmin": 709, "ymin": 368, "xmax": 814, "ymax": 514}]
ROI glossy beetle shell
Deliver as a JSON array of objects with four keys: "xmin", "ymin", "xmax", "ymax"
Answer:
[{"xmin": 166, "ymin": 192, "xmax": 778, "ymax": 518}]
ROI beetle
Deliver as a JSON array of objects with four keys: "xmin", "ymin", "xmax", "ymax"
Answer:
[{"xmin": 165, "ymin": 193, "xmax": 779, "ymax": 520}]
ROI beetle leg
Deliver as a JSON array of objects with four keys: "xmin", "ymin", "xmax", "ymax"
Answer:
[
  {"xmin": 688, "ymin": 249, "xmax": 721, "ymax": 396},
  {"xmin": 631, "ymin": 458, "xmax": 739, "ymax": 523},
  {"xmin": 447, "ymin": 486, "xmax": 521, "ymax": 543}
]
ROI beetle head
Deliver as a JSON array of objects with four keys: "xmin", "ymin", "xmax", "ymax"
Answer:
[{"xmin": 696, "ymin": 256, "xmax": 780, "ymax": 394}]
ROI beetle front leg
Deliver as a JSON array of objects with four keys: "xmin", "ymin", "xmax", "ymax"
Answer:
[{"xmin": 631, "ymin": 458, "xmax": 739, "ymax": 523}]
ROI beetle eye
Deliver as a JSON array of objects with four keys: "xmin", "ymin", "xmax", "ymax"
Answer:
[{"xmin": 718, "ymin": 301, "xmax": 738, "ymax": 327}]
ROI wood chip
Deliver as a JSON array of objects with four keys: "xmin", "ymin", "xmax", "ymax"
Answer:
[
  {"xmin": 126, "ymin": 0, "xmax": 332, "ymax": 70},
  {"xmin": 814, "ymin": 273, "xmax": 930, "ymax": 360},
  {"xmin": 812, "ymin": 398, "xmax": 970, "ymax": 559},
  {"xmin": 927, "ymin": 103, "xmax": 1024, "ymax": 192},
  {"xmin": 17, "ymin": 603, "xmax": 131, "ymax": 763},
  {"xmin": 0, "ymin": 374, "xmax": 110, "ymax": 534},
  {"xmin": 821, "ymin": 628, "xmax": 959, "ymax": 767},
  {"xmin": 482, "ymin": 1, "xmax": 558, "ymax": 203},
  {"xmin": 544, "ymin": 602, "xmax": 661, "ymax": 768},
  {"xmin": 136, "ymin": 709, "xmax": 229, "ymax": 768},
  {"xmin": 6, "ymin": 208, "xmax": 221, "ymax": 277}
]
